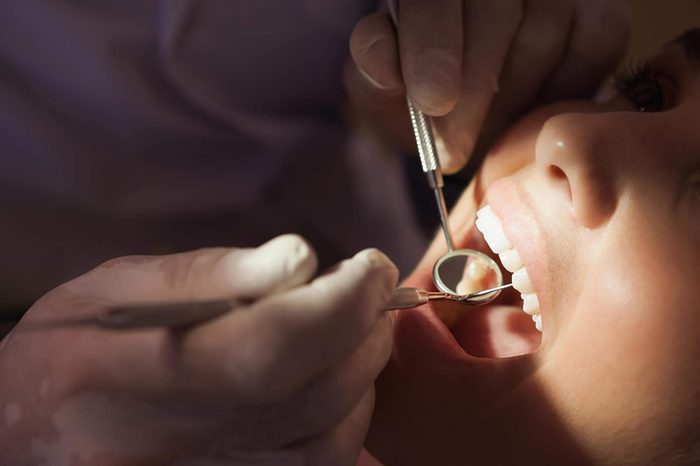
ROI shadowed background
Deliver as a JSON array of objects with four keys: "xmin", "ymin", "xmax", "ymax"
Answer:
[
  {"xmin": 1, "ymin": 1, "xmax": 698, "ymax": 338},
  {"xmin": 627, "ymin": 0, "xmax": 700, "ymax": 57}
]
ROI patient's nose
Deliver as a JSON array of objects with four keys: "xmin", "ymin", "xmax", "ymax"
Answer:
[{"xmin": 535, "ymin": 111, "xmax": 618, "ymax": 228}]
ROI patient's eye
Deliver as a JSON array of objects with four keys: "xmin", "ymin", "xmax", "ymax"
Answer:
[{"xmin": 614, "ymin": 61, "xmax": 665, "ymax": 113}]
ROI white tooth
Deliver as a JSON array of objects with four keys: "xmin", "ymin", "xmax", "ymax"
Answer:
[
  {"xmin": 476, "ymin": 205, "xmax": 494, "ymax": 219},
  {"xmin": 474, "ymin": 218, "xmax": 492, "ymax": 246},
  {"xmin": 475, "ymin": 208, "xmax": 500, "ymax": 232},
  {"xmin": 475, "ymin": 208, "xmax": 501, "ymax": 235},
  {"xmin": 484, "ymin": 228, "xmax": 512, "ymax": 254},
  {"xmin": 521, "ymin": 293, "xmax": 540, "ymax": 315},
  {"xmin": 476, "ymin": 206, "xmax": 512, "ymax": 254},
  {"xmin": 532, "ymin": 314, "xmax": 543, "ymax": 332},
  {"xmin": 512, "ymin": 268, "xmax": 534, "ymax": 294},
  {"xmin": 474, "ymin": 215, "xmax": 488, "ymax": 232},
  {"xmin": 476, "ymin": 221, "xmax": 512, "ymax": 255},
  {"xmin": 498, "ymin": 249, "xmax": 523, "ymax": 273}
]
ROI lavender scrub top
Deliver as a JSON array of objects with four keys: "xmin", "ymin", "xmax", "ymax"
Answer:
[{"xmin": 0, "ymin": 0, "xmax": 426, "ymax": 304}]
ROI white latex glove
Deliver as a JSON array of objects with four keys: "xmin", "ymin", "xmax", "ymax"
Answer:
[{"xmin": 0, "ymin": 234, "xmax": 398, "ymax": 466}]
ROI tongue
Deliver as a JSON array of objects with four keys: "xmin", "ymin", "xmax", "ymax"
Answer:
[{"xmin": 446, "ymin": 303, "xmax": 541, "ymax": 358}]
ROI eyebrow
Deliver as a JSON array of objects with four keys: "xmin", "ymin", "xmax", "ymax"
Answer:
[{"xmin": 669, "ymin": 27, "xmax": 700, "ymax": 67}]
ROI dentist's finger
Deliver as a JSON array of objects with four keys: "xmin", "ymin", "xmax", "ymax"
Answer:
[
  {"xmin": 181, "ymin": 248, "xmax": 398, "ymax": 400},
  {"xmin": 479, "ymin": 0, "xmax": 575, "ymax": 148},
  {"xmin": 218, "ymin": 316, "xmax": 392, "ymax": 450},
  {"xmin": 398, "ymin": 0, "xmax": 463, "ymax": 116},
  {"xmin": 67, "ymin": 234, "xmax": 318, "ymax": 302},
  {"xmin": 435, "ymin": 0, "xmax": 523, "ymax": 174},
  {"xmin": 540, "ymin": 0, "xmax": 629, "ymax": 101},
  {"xmin": 349, "ymin": 12, "xmax": 403, "ymax": 93},
  {"xmin": 346, "ymin": 12, "xmax": 414, "ymax": 148}
]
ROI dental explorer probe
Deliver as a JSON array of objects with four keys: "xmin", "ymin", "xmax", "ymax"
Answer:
[
  {"xmin": 407, "ymin": 99, "xmax": 455, "ymax": 251},
  {"xmin": 406, "ymin": 103, "xmax": 516, "ymax": 299},
  {"xmin": 385, "ymin": 283, "xmax": 512, "ymax": 310},
  {"xmin": 386, "ymin": 0, "xmax": 454, "ymax": 251},
  {"xmin": 20, "ymin": 284, "xmax": 513, "ymax": 331}
]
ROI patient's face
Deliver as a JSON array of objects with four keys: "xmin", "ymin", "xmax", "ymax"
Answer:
[{"xmin": 367, "ymin": 32, "xmax": 700, "ymax": 465}]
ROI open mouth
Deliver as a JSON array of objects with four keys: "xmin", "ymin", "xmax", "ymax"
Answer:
[{"xmin": 411, "ymin": 198, "xmax": 546, "ymax": 360}]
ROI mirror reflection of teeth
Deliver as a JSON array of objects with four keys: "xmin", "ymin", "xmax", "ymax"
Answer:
[
  {"xmin": 455, "ymin": 258, "xmax": 491, "ymax": 295},
  {"xmin": 476, "ymin": 205, "xmax": 543, "ymax": 332}
]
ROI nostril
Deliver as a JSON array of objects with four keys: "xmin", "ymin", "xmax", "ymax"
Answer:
[
  {"xmin": 547, "ymin": 165, "xmax": 573, "ymax": 202},
  {"xmin": 548, "ymin": 165, "xmax": 566, "ymax": 180}
]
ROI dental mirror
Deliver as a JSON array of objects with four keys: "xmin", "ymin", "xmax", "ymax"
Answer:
[
  {"xmin": 432, "ymin": 249, "xmax": 505, "ymax": 304},
  {"xmin": 405, "ymin": 101, "xmax": 508, "ymax": 305}
]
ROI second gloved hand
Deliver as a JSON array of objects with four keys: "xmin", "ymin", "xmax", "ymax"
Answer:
[
  {"xmin": 345, "ymin": 0, "xmax": 629, "ymax": 174},
  {"xmin": 0, "ymin": 235, "xmax": 398, "ymax": 466}
]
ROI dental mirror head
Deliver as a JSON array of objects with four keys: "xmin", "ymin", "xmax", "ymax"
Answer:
[{"xmin": 432, "ymin": 249, "xmax": 504, "ymax": 304}]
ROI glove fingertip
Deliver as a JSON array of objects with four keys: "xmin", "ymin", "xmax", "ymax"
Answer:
[
  {"xmin": 352, "ymin": 248, "xmax": 399, "ymax": 299},
  {"xmin": 280, "ymin": 234, "xmax": 318, "ymax": 286},
  {"xmin": 353, "ymin": 248, "xmax": 395, "ymax": 271},
  {"xmin": 435, "ymin": 133, "xmax": 470, "ymax": 175},
  {"xmin": 222, "ymin": 234, "xmax": 318, "ymax": 298},
  {"xmin": 406, "ymin": 54, "xmax": 461, "ymax": 117}
]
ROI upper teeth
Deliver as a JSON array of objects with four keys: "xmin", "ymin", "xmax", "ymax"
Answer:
[{"xmin": 475, "ymin": 205, "xmax": 542, "ymax": 332}]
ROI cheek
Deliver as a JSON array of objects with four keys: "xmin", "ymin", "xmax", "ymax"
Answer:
[{"xmin": 543, "ymin": 238, "xmax": 700, "ymax": 458}]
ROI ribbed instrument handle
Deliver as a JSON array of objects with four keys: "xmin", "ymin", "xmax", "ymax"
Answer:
[
  {"xmin": 97, "ymin": 299, "xmax": 239, "ymax": 329},
  {"xmin": 385, "ymin": 287, "xmax": 430, "ymax": 310},
  {"xmin": 407, "ymin": 99, "xmax": 440, "ymax": 172}
]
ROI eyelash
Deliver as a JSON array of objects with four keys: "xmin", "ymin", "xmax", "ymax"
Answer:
[{"xmin": 613, "ymin": 60, "xmax": 666, "ymax": 112}]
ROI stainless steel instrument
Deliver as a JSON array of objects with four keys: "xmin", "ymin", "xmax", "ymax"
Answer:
[
  {"xmin": 407, "ymin": 99, "xmax": 455, "ymax": 252},
  {"xmin": 21, "ymin": 283, "xmax": 512, "ymax": 331}
]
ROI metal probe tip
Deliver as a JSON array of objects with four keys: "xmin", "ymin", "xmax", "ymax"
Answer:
[{"xmin": 406, "ymin": 98, "xmax": 456, "ymax": 251}]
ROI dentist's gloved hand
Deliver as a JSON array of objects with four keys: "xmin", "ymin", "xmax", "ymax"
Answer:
[
  {"xmin": 0, "ymin": 235, "xmax": 398, "ymax": 466},
  {"xmin": 346, "ymin": 0, "xmax": 629, "ymax": 174}
]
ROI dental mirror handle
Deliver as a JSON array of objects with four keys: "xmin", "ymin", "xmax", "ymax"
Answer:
[
  {"xmin": 21, "ymin": 299, "xmax": 242, "ymax": 331},
  {"xmin": 406, "ymin": 99, "xmax": 455, "ymax": 251},
  {"xmin": 385, "ymin": 287, "xmax": 441, "ymax": 310},
  {"xmin": 22, "ymin": 284, "xmax": 514, "ymax": 331},
  {"xmin": 95, "ymin": 299, "xmax": 241, "ymax": 329},
  {"xmin": 386, "ymin": 0, "xmax": 454, "ymax": 250},
  {"xmin": 385, "ymin": 284, "xmax": 513, "ymax": 310}
]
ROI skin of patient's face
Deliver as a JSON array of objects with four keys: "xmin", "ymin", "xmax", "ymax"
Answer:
[{"xmin": 367, "ymin": 41, "xmax": 700, "ymax": 465}]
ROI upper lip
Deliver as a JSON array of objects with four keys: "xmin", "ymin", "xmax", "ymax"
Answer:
[{"xmin": 483, "ymin": 176, "xmax": 551, "ymax": 321}]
